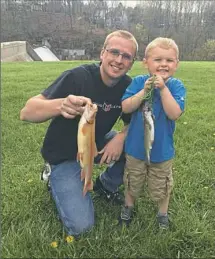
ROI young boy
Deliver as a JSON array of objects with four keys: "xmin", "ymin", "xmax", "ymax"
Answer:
[{"xmin": 119, "ymin": 37, "xmax": 186, "ymax": 229}]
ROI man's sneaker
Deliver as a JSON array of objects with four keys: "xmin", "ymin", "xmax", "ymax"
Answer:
[
  {"xmin": 157, "ymin": 213, "xmax": 169, "ymax": 229},
  {"xmin": 118, "ymin": 205, "xmax": 134, "ymax": 227},
  {"xmin": 93, "ymin": 176, "xmax": 124, "ymax": 205},
  {"xmin": 41, "ymin": 162, "xmax": 51, "ymax": 191}
]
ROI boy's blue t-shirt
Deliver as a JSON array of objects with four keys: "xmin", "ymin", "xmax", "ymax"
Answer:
[{"xmin": 122, "ymin": 75, "xmax": 186, "ymax": 163}]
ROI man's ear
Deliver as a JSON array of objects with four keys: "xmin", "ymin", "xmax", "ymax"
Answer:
[
  {"xmin": 100, "ymin": 49, "xmax": 105, "ymax": 60},
  {"xmin": 128, "ymin": 59, "xmax": 135, "ymax": 70}
]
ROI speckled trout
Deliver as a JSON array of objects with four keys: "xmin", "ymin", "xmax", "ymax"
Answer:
[
  {"xmin": 142, "ymin": 101, "xmax": 154, "ymax": 164},
  {"xmin": 77, "ymin": 102, "xmax": 98, "ymax": 196},
  {"xmin": 140, "ymin": 77, "xmax": 155, "ymax": 164}
]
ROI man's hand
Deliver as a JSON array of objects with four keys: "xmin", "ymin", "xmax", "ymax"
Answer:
[
  {"xmin": 98, "ymin": 132, "xmax": 125, "ymax": 165},
  {"xmin": 61, "ymin": 95, "xmax": 92, "ymax": 119}
]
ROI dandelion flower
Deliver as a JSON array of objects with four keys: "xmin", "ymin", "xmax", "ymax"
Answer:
[
  {"xmin": 65, "ymin": 235, "xmax": 74, "ymax": 243},
  {"xmin": 183, "ymin": 122, "xmax": 187, "ymax": 125},
  {"xmin": 112, "ymin": 219, "xmax": 119, "ymax": 225},
  {"xmin": 211, "ymin": 147, "xmax": 214, "ymax": 150},
  {"xmin": 50, "ymin": 241, "xmax": 58, "ymax": 248}
]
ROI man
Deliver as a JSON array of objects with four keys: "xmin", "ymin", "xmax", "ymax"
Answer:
[{"xmin": 20, "ymin": 30, "xmax": 138, "ymax": 236}]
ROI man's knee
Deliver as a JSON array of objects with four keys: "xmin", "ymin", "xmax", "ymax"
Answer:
[{"xmin": 63, "ymin": 214, "xmax": 95, "ymax": 236}]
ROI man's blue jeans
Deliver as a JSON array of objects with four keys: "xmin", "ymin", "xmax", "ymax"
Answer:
[{"xmin": 49, "ymin": 131, "xmax": 125, "ymax": 236}]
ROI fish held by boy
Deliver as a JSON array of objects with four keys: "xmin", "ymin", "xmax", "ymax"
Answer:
[
  {"xmin": 140, "ymin": 76, "xmax": 155, "ymax": 164},
  {"xmin": 77, "ymin": 102, "xmax": 98, "ymax": 196}
]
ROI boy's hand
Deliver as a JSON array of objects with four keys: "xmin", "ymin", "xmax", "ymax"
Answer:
[
  {"xmin": 144, "ymin": 77, "xmax": 155, "ymax": 91},
  {"xmin": 153, "ymin": 75, "xmax": 166, "ymax": 90}
]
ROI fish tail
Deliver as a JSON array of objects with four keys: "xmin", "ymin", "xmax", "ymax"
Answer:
[
  {"xmin": 82, "ymin": 187, "xmax": 87, "ymax": 196},
  {"xmin": 81, "ymin": 169, "xmax": 85, "ymax": 181},
  {"xmin": 145, "ymin": 152, "xmax": 150, "ymax": 165},
  {"xmin": 82, "ymin": 180, "xmax": 93, "ymax": 196}
]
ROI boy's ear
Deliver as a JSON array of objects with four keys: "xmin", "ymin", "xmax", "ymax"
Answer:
[
  {"xmin": 143, "ymin": 58, "xmax": 148, "ymax": 68},
  {"xmin": 175, "ymin": 59, "xmax": 179, "ymax": 69}
]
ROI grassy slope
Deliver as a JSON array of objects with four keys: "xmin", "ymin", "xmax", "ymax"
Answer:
[{"xmin": 2, "ymin": 61, "xmax": 215, "ymax": 258}]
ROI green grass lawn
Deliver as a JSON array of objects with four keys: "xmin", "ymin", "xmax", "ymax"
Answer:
[{"xmin": 2, "ymin": 61, "xmax": 215, "ymax": 258}]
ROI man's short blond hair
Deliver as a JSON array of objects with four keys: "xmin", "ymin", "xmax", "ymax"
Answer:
[
  {"xmin": 145, "ymin": 37, "xmax": 179, "ymax": 59},
  {"xmin": 103, "ymin": 30, "xmax": 138, "ymax": 56}
]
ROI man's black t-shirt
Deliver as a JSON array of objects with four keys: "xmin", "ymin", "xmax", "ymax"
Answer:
[{"xmin": 41, "ymin": 63, "xmax": 132, "ymax": 164}]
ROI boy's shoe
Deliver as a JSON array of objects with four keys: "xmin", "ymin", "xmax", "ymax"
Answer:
[
  {"xmin": 157, "ymin": 213, "xmax": 169, "ymax": 229},
  {"xmin": 118, "ymin": 205, "xmax": 134, "ymax": 227},
  {"xmin": 93, "ymin": 176, "xmax": 124, "ymax": 205}
]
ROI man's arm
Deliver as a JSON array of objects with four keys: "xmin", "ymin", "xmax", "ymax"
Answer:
[
  {"xmin": 115, "ymin": 123, "xmax": 129, "ymax": 141},
  {"xmin": 20, "ymin": 94, "xmax": 64, "ymax": 123},
  {"xmin": 20, "ymin": 94, "xmax": 91, "ymax": 123}
]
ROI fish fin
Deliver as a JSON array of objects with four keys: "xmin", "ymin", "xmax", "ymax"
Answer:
[
  {"xmin": 89, "ymin": 180, "xmax": 94, "ymax": 190},
  {"xmin": 146, "ymin": 159, "xmax": 150, "ymax": 165},
  {"xmin": 82, "ymin": 180, "xmax": 94, "ymax": 196},
  {"xmin": 77, "ymin": 152, "xmax": 80, "ymax": 162},
  {"xmin": 77, "ymin": 152, "xmax": 84, "ymax": 168},
  {"xmin": 94, "ymin": 143, "xmax": 98, "ymax": 157},
  {"xmin": 81, "ymin": 169, "xmax": 85, "ymax": 181},
  {"xmin": 81, "ymin": 124, "xmax": 88, "ymax": 135}
]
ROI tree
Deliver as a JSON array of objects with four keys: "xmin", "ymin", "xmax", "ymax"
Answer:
[{"xmin": 194, "ymin": 40, "xmax": 215, "ymax": 61}]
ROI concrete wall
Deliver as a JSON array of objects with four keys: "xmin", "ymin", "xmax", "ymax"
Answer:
[{"xmin": 1, "ymin": 41, "xmax": 42, "ymax": 62}]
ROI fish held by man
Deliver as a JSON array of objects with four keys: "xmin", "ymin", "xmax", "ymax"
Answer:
[
  {"xmin": 140, "ymin": 76, "xmax": 155, "ymax": 164},
  {"xmin": 77, "ymin": 102, "xmax": 98, "ymax": 196}
]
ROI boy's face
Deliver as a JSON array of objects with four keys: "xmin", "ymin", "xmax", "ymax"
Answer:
[{"xmin": 143, "ymin": 46, "xmax": 179, "ymax": 81}]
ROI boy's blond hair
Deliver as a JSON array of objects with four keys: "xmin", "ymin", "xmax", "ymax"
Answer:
[
  {"xmin": 145, "ymin": 37, "xmax": 179, "ymax": 59},
  {"xmin": 103, "ymin": 30, "xmax": 138, "ymax": 56}
]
